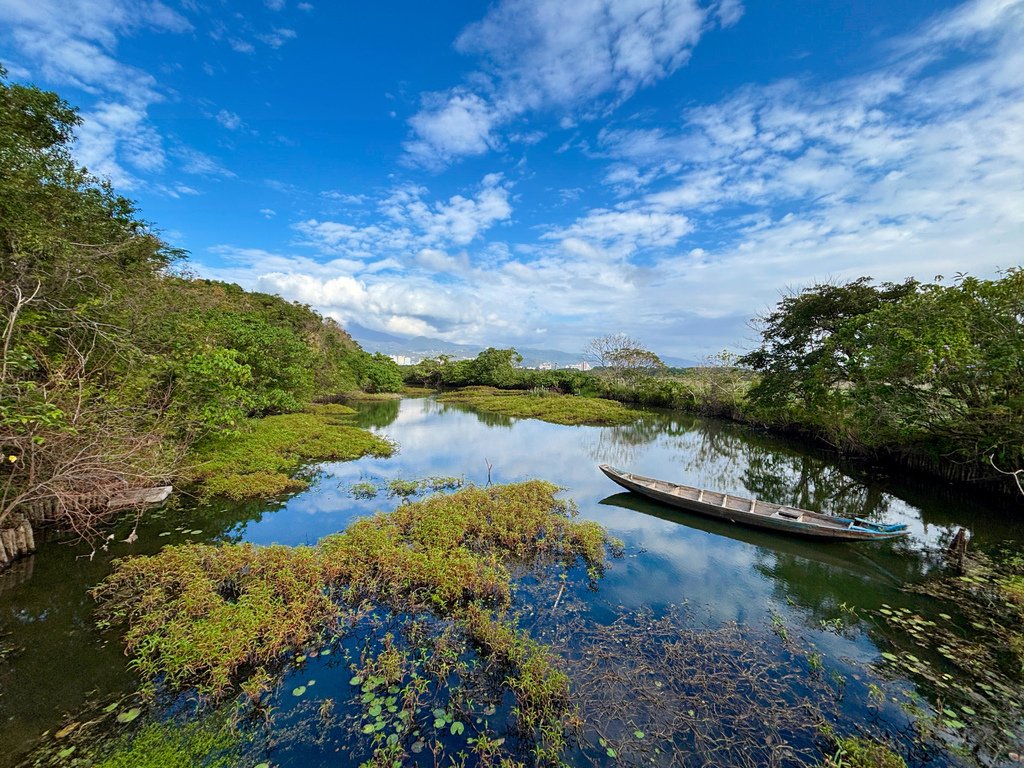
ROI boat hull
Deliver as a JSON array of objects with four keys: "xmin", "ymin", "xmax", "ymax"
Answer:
[{"xmin": 598, "ymin": 465, "xmax": 907, "ymax": 542}]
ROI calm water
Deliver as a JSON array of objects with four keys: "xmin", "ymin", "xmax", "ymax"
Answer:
[{"xmin": 1, "ymin": 396, "xmax": 1022, "ymax": 766}]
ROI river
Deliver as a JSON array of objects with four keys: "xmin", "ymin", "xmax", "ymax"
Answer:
[{"xmin": 1, "ymin": 396, "xmax": 1022, "ymax": 766}]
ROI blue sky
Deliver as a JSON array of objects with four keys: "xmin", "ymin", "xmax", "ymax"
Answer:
[{"xmin": 1, "ymin": 0, "xmax": 1022, "ymax": 359}]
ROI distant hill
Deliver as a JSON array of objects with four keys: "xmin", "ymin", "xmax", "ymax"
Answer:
[{"xmin": 347, "ymin": 324, "xmax": 698, "ymax": 369}]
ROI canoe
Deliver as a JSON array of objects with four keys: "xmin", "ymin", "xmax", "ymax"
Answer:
[
  {"xmin": 600, "ymin": 492, "xmax": 906, "ymax": 585},
  {"xmin": 598, "ymin": 465, "xmax": 908, "ymax": 541}
]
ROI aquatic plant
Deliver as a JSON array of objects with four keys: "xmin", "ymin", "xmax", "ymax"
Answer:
[
  {"xmin": 438, "ymin": 386, "xmax": 635, "ymax": 426},
  {"xmin": 869, "ymin": 546, "xmax": 1024, "ymax": 765},
  {"xmin": 94, "ymin": 481, "xmax": 617, "ymax": 764},
  {"xmin": 554, "ymin": 607, "xmax": 846, "ymax": 767},
  {"xmin": 349, "ymin": 480, "xmax": 379, "ymax": 499},
  {"xmin": 822, "ymin": 735, "xmax": 907, "ymax": 768},
  {"xmin": 186, "ymin": 404, "xmax": 395, "ymax": 500}
]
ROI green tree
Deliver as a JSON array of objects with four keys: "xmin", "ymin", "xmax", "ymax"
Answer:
[
  {"xmin": 585, "ymin": 333, "xmax": 665, "ymax": 385},
  {"xmin": 357, "ymin": 352, "xmax": 403, "ymax": 393},
  {"xmin": 739, "ymin": 277, "xmax": 919, "ymax": 421},
  {"xmin": 1, "ymin": 67, "xmax": 174, "ymax": 535}
]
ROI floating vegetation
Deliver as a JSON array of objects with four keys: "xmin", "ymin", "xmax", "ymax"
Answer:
[
  {"xmin": 821, "ymin": 734, "xmax": 908, "ymax": 768},
  {"xmin": 387, "ymin": 475, "xmax": 463, "ymax": 500},
  {"xmin": 186, "ymin": 404, "xmax": 396, "ymax": 500},
  {"xmin": 93, "ymin": 482, "xmax": 618, "ymax": 765},
  {"xmin": 438, "ymin": 387, "xmax": 636, "ymax": 426},
  {"xmin": 349, "ymin": 480, "xmax": 379, "ymax": 499},
  {"xmin": 348, "ymin": 475, "xmax": 465, "ymax": 502},
  {"xmin": 551, "ymin": 608, "xmax": 846, "ymax": 768},
  {"xmin": 870, "ymin": 546, "xmax": 1024, "ymax": 765}
]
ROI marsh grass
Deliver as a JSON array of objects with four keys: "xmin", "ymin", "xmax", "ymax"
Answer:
[
  {"xmin": 185, "ymin": 404, "xmax": 395, "ymax": 500},
  {"xmin": 94, "ymin": 481, "xmax": 617, "ymax": 765},
  {"xmin": 438, "ymin": 387, "xmax": 635, "ymax": 426}
]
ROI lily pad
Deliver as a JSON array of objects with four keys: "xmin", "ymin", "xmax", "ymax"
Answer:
[
  {"xmin": 116, "ymin": 707, "xmax": 141, "ymax": 724},
  {"xmin": 292, "ymin": 686, "xmax": 306, "ymax": 697}
]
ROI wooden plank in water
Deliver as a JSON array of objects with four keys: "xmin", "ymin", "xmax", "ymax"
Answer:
[{"xmin": 106, "ymin": 486, "xmax": 173, "ymax": 510}]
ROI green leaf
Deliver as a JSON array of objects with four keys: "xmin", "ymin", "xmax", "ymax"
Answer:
[
  {"xmin": 349, "ymin": 676, "xmax": 363, "ymax": 686},
  {"xmin": 451, "ymin": 721, "xmax": 465, "ymax": 736},
  {"xmin": 634, "ymin": 730, "xmax": 645, "ymax": 739},
  {"xmin": 116, "ymin": 707, "xmax": 141, "ymax": 724},
  {"xmin": 291, "ymin": 686, "xmax": 306, "ymax": 697}
]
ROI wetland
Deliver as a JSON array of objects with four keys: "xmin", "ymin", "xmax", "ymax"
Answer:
[{"xmin": 2, "ymin": 395, "xmax": 1023, "ymax": 767}]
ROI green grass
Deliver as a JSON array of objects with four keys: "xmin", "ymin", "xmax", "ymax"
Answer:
[
  {"xmin": 438, "ymin": 386, "xmax": 636, "ymax": 426},
  {"xmin": 186, "ymin": 404, "xmax": 395, "ymax": 500}
]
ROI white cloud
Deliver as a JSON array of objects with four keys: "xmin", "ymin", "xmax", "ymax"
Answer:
[
  {"xmin": 0, "ymin": 0, "xmax": 198, "ymax": 187},
  {"xmin": 405, "ymin": 0, "xmax": 731, "ymax": 166},
  {"xmin": 173, "ymin": 147, "xmax": 235, "ymax": 177},
  {"xmin": 74, "ymin": 100, "xmax": 165, "ymax": 187},
  {"xmin": 321, "ymin": 191, "xmax": 368, "ymax": 204},
  {"xmin": 297, "ymin": 174, "xmax": 513, "ymax": 258},
  {"xmin": 545, "ymin": 208, "xmax": 693, "ymax": 256},
  {"xmin": 405, "ymin": 90, "xmax": 500, "ymax": 166},
  {"xmin": 259, "ymin": 27, "xmax": 297, "ymax": 48},
  {"xmin": 216, "ymin": 109, "xmax": 244, "ymax": 130}
]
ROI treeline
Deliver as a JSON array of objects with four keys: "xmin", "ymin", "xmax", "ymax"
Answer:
[
  {"xmin": 739, "ymin": 272, "xmax": 1024, "ymax": 487},
  {"xmin": 0, "ymin": 69, "xmax": 399, "ymax": 538},
  {"xmin": 404, "ymin": 348, "xmax": 599, "ymax": 395},
  {"xmin": 403, "ymin": 345, "xmax": 751, "ymax": 418}
]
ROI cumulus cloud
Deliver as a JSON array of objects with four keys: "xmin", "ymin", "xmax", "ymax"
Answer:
[
  {"xmin": 214, "ymin": 1, "xmax": 1024, "ymax": 359},
  {"xmin": 405, "ymin": 90, "xmax": 500, "ymax": 167},
  {"xmin": 545, "ymin": 208, "xmax": 693, "ymax": 257},
  {"xmin": 580, "ymin": 0, "xmax": 1024, "ymax": 349},
  {"xmin": 0, "ymin": 0, "xmax": 195, "ymax": 187},
  {"xmin": 297, "ymin": 174, "xmax": 513, "ymax": 258},
  {"xmin": 405, "ymin": 0, "xmax": 733, "ymax": 166}
]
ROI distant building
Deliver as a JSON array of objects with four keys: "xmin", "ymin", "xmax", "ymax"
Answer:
[
  {"xmin": 538, "ymin": 362, "xmax": 553, "ymax": 370},
  {"xmin": 388, "ymin": 354, "xmax": 415, "ymax": 366},
  {"xmin": 564, "ymin": 361, "xmax": 592, "ymax": 371}
]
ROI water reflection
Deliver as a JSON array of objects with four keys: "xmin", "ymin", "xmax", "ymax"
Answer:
[{"xmin": 2, "ymin": 396, "xmax": 1023, "ymax": 767}]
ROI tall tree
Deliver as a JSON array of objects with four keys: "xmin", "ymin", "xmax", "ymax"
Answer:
[{"xmin": 585, "ymin": 333, "xmax": 665, "ymax": 384}]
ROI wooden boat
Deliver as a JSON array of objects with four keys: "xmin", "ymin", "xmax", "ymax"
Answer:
[{"xmin": 598, "ymin": 465, "xmax": 908, "ymax": 541}]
